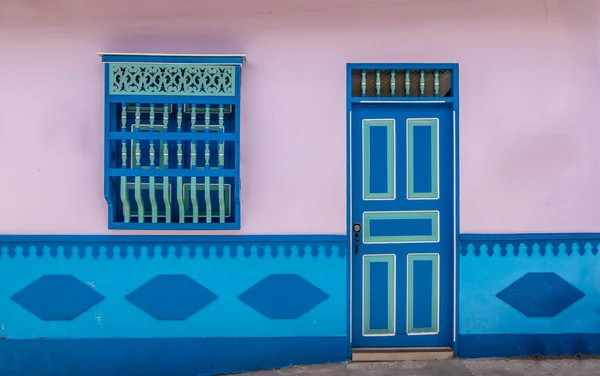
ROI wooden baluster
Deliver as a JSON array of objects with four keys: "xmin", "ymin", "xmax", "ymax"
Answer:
[
  {"xmin": 162, "ymin": 104, "xmax": 171, "ymax": 223},
  {"xmin": 361, "ymin": 70, "xmax": 366, "ymax": 97},
  {"xmin": 391, "ymin": 70, "xmax": 396, "ymax": 97},
  {"xmin": 405, "ymin": 69, "xmax": 410, "ymax": 97},
  {"xmin": 134, "ymin": 103, "xmax": 144, "ymax": 223},
  {"xmin": 176, "ymin": 104, "xmax": 184, "ymax": 223},
  {"xmin": 218, "ymin": 105, "xmax": 225, "ymax": 223},
  {"xmin": 149, "ymin": 104, "xmax": 158, "ymax": 223},
  {"xmin": 376, "ymin": 70, "xmax": 381, "ymax": 97},
  {"xmin": 204, "ymin": 105, "xmax": 212, "ymax": 223},
  {"xmin": 434, "ymin": 70, "xmax": 440, "ymax": 97},
  {"xmin": 120, "ymin": 103, "xmax": 130, "ymax": 223},
  {"xmin": 420, "ymin": 70, "xmax": 425, "ymax": 97},
  {"xmin": 190, "ymin": 104, "xmax": 199, "ymax": 223}
]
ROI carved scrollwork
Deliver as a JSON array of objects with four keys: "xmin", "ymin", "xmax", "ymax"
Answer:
[{"xmin": 110, "ymin": 64, "xmax": 236, "ymax": 96}]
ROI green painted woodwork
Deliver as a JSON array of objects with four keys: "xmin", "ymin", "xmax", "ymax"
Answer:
[
  {"xmin": 204, "ymin": 105, "xmax": 211, "ymax": 130},
  {"xmin": 375, "ymin": 70, "xmax": 381, "ymax": 97},
  {"xmin": 120, "ymin": 177, "xmax": 130, "ymax": 223},
  {"xmin": 184, "ymin": 104, "xmax": 233, "ymax": 114},
  {"xmin": 176, "ymin": 103, "xmax": 185, "ymax": 223},
  {"xmin": 176, "ymin": 142, "xmax": 183, "ymax": 168},
  {"xmin": 218, "ymin": 105, "xmax": 225, "ymax": 223},
  {"xmin": 204, "ymin": 177, "xmax": 212, "ymax": 224},
  {"xmin": 419, "ymin": 70, "xmax": 425, "ymax": 97},
  {"xmin": 390, "ymin": 70, "xmax": 396, "ymax": 97},
  {"xmin": 176, "ymin": 105, "xmax": 183, "ymax": 131},
  {"xmin": 149, "ymin": 105, "xmax": 156, "ymax": 167},
  {"xmin": 109, "ymin": 64, "xmax": 236, "ymax": 96},
  {"xmin": 149, "ymin": 175, "xmax": 157, "ymax": 224},
  {"xmin": 134, "ymin": 176, "xmax": 144, "ymax": 223},
  {"xmin": 133, "ymin": 103, "xmax": 144, "ymax": 223},
  {"xmin": 121, "ymin": 142, "xmax": 127, "ymax": 168},
  {"xmin": 434, "ymin": 70, "xmax": 440, "ymax": 97},
  {"xmin": 177, "ymin": 177, "xmax": 184, "ymax": 223},
  {"xmin": 183, "ymin": 183, "xmax": 232, "ymax": 218},
  {"xmin": 162, "ymin": 142, "xmax": 171, "ymax": 223},
  {"xmin": 127, "ymin": 182, "xmax": 172, "ymax": 219},
  {"xmin": 130, "ymin": 124, "xmax": 165, "ymax": 169},
  {"xmin": 204, "ymin": 102, "xmax": 213, "ymax": 223},
  {"xmin": 110, "ymin": 96, "xmax": 237, "ymax": 227},
  {"xmin": 120, "ymin": 105, "xmax": 127, "ymax": 167},
  {"xmin": 163, "ymin": 104, "xmax": 169, "ymax": 129},
  {"xmin": 363, "ymin": 119, "xmax": 395, "ymax": 200},
  {"xmin": 405, "ymin": 70, "xmax": 410, "ymax": 97},
  {"xmin": 363, "ymin": 211, "xmax": 439, "ymax": 243},
  {"xmin": 361, "ymin": 70, "xmax": 366, "ymax": 97},
  {"xmin": 126, "ymin": 104, "xmax": 172, "ymax": 113},
  {"xmin": 148, "ymin": 104, "xmax": 158, "ymax": 223},
  {"xmin": 407, "ymin": 254, "xmax": 439, "ymax": 334},
  {"xmin": 119, "ymin": 104, "xmax": 131, "ymax": 223},
  {"xmin": 134, "ymin": 104, "xmax": 142, "ymax": 168},
  {"xmin": 363, "ymin": 255, "xmax": 395, "ymax": 335},
  {"xmin": 407, "ymin": 118, "xmax": 439, "ymax": 199},
  {"xmin": 204, "ymin": 144, "xmax": 210, "ymax": 167},
  {"xmin": 190, "ymin": 104, "xmax": 199, "ymax": 223},
  {"xmin": 191, "ymin": 177, "xmax": 199, "ymax": 223},
  {"xmin": 176, "ymin": 105, "xmax": 183, "ymax": 168}
]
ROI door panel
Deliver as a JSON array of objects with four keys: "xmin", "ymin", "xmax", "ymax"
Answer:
[{"xmin": 351, "ymin": 103, "xmax": 453, "ymax": 348}]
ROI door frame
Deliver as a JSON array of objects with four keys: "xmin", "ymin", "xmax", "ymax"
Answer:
[{"xmin": 346, "ymin": 63, "xmax": 460, "ymax": 352}]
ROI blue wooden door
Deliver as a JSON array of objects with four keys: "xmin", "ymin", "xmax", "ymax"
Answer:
[{"xmin": 351, "ymin": 103, "xmax": 454, "ymax": 347}]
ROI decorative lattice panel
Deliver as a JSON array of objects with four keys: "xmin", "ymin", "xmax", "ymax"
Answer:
[
  {"xmin": 351, "ymin": 69, "xmax": 452, "ymax": 98},
  {"xmin": 110, "ymin": 64, "xmax": 236, "ymax": 96}
]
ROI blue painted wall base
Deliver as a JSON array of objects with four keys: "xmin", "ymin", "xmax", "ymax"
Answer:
[
  {"xmin": 459, "ymin": 234, "xmax": 600, "ymax": 359},
  {"xmin": 459, "ymin": 334, "xmax": 600, "ymax": 358},
  {"xmin": 0, "ymin": 235, "xmax": 348, "ymax": 376},
  {"xmin": 0, "ymin": 336, "xmax": 349, "ymax": 376}
]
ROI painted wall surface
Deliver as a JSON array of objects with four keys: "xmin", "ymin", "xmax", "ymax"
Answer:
[
  {"xmin": 0, "ymin": 0, "xmax": 599, "ymax": 235},
  {"xmin": 0, "ymin": 235, "xmax": 348, "ymax": 375},
  {"xmin": 459, "ymin": 234, "xmax": 600, "ymax": 358}
]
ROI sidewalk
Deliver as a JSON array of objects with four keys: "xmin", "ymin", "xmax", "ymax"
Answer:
[{"xmin": 238, "ymin": 359, "xmax": 600, "ymax": 376}]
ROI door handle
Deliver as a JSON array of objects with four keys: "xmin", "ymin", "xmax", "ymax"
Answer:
[{"xmin": 353, "ymin": 222, "xmax": 361, "ymax": 256}]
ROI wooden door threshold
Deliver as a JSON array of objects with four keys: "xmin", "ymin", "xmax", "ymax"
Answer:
[{"xmin": 352, "ymin": 347, "xmax": 454, "ymax": 362}]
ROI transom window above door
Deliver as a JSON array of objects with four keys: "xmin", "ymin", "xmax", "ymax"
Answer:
[{"xmin": 350, "ymin": 67, "xmax": 454, "ymax": 98}]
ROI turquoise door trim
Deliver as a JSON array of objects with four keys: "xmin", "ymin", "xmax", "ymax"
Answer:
[{"xmin": 346, "ymin": 63, "xmax": 460, "ymax": 352}]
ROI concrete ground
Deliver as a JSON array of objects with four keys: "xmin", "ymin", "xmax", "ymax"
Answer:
[{"xmin": 236, "ymin": 359, "xmax": 600, "ymax": 376}]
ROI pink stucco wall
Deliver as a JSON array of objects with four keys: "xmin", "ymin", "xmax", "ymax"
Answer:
[{"xmin": 0, "ymin": 0, "xmax": 598, "ymax": 235}]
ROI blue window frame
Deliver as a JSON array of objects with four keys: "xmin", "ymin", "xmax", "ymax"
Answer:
[{"xmin": 99, "ymin": 53, "xmax": 246, "ymax": 230}]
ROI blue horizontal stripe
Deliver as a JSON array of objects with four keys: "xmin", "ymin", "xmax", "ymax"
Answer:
[
  {"xmin": 107, "ymin": 95, "xmax": 238, "ymax": 105},
  {"xmin": 352, "ymin": 97, "xmax": 454, "ymax": 103},
  {"xmin": 370, "ymin": 218, "xmax": 432, "ymax": 237},
  {"xmin": 459, "ymin": 334, "xmax": 600, "ymax": 358},
  {"xmin": 108, "ymin": 169, "xmax": 237, "ymax": 177},
  {"xmin": 101, "ymin": 55, "xmax": 245, "ymax": 64},
  {"xmin": 0, "ymin": 336, "xmax": 347, "ymax": 376},
  {"xmin": 108, "ymin": 132, "xmax": 237, "ymax": 141},
  {"xmin": 348, "ymin": 63, "xmax": 458, "ymax": 70}
]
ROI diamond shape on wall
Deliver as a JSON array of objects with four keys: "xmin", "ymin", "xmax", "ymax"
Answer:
[
  {"xmin": 496, "ymin": 272, "xmax": 585, "ymax": 317},
  {"xmin": 11, "ymin": 275, "xmax": 104, "ymax": 321},
  {"xmin": 126, "ymin": 275, "xmax": 217, "ymax": 320},
  {"xmin": 238, "ymin": 274, "xmax": 329, "ymax": 319}
]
